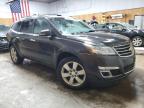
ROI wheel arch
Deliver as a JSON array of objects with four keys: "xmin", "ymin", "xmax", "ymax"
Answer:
[
  {"xmin": 56, "ymin": 52, "xmax": 79, "ymax": 67},
  {"xmin": 9, "ymin": 38, "xmax": 17, "ymax": 48},
  {"xmin": 9, "ymin": 38, "xmax": 23, "ymax": 57}
]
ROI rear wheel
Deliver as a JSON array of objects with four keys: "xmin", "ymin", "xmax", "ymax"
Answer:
[
  {"xmin": 132, "ymin": 36, "xmax": 143, "ymax": 47},
  {"xmin": 10, "ymin": 45, "xmax": 23, "ymax": 64},
  {"xmin": 57, "ymin": 57, "xmax": 87, "ymax": 89}
]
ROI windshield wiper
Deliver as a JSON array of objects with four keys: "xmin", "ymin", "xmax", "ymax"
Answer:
[
  {"xmin": 71, "ymin": 32, "xmax": 85, "ymax": 35},
  {"xmin": 87, "ymin": 30, "xmax": 95, "ymax": 32},
  {"xmin": 71, "ymin": 30, "xmax": 95, "ymax": 35}
]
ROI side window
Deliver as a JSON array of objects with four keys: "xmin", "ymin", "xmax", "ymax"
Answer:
[
  {"xmin": 34, "ymin": 18, "xmax": 50, "ymax": 34},
  {"xmin": 108, "ymin": 24, "xmax": 124, "ymax": 30},
  {"xmin": 108, "ymin": 24, "xmax": 115, "ymax": 30},
  {"xmin": 20, "ymin": 19, "xmax": 34, "ymax": 33},
  {"xmin": 12, "ymin": 21, "xmax": 21, "ymax": 32},
  {"xmin": 113, "ymin": 24, "xmax": 124, "ymax": 30}
]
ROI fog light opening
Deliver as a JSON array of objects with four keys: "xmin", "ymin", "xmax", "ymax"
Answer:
[{"xmin": 98, "ymin": 66, "xmax": 120, "ymax": 78}]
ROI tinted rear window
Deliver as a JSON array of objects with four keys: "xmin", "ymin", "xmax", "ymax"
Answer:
[
  {"xmin": 12, "ymin": 22, "xmax": 21, "ymax": 32},
  {"xmin": 20, "ymin": 19, "xmax": 34, "ymax": 33}
]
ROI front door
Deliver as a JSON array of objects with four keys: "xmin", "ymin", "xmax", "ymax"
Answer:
[{"xmin": 32, "ymin": 18, "xmax": 55, "ymax": 66}]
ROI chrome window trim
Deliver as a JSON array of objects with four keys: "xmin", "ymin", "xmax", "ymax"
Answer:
[{"xmin": 11, "ymin": 29, "xmax": 39, "ymax": 37}]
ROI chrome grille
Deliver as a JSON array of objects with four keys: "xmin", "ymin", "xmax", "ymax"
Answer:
[{"xmin": 113, "ymin": 42, "xmax": 133, "ymax": 57}]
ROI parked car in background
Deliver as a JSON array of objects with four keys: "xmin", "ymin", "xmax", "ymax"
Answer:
[
  {"xmin": 93, "ymin": 22, "xmax": 144, "ymax": 47},
  {"xmin": 7, "ymin": 15, "xmax": 135, "ymax": 89},
  {"xmin": 0, "ymin": 25, "xmax": 10, "ymax": 51}
]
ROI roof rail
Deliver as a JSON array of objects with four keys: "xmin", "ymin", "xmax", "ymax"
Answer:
[{"xmin": 43, "ymin": 14, "xmax": 62, "ymax": 16}]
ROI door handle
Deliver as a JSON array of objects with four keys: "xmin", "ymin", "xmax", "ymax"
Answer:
[{"xmin": 29, "ymin": 38, "xmax": 36, "ymax": 42}]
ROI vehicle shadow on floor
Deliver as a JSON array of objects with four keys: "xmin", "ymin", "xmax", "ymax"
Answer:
[{"xmin": 17, "ymin": 59, "xmax": 138, "ymax": 106}]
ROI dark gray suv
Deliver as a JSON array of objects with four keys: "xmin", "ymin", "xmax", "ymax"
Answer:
[{"xmin": 6, "ymin": 15, "xmax": 135, "ymax": 89}]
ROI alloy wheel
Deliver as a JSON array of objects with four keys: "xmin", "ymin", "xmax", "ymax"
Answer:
[
  {"xmin": 61, "ymin": 61, "xmax": 86, "ymax": 87},
  {"xmin": 10, "ymin": 47, "xmax": 18, "ymax": 62},
  {"xmin": 132, "ymin": 37, "xmax": 143, "ymax": 47}
]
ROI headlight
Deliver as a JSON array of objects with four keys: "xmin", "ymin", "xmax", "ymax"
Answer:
[{"xmin": 86, "ymin": 45, "xmax": 116, "ymax": 55}]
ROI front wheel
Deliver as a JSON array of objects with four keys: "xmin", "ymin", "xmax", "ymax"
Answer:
[
  {"xmin": 10, "ymin": 45, "xmax": 23, "ymax": 64},
  {"xmin": 57, "ymin": 57, "xmax": 87, "ymax": 89},
  {"xmin": 132, "ymin": 36, "xmax": 143, "ymax": 47}
]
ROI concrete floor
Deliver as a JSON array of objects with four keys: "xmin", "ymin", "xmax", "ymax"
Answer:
[{"xmin": 0, "ymin": 52, "xmax": 144, "ymax": 108}]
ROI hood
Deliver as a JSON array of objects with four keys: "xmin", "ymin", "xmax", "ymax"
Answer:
[
  {"xmin": 128, "ymin": 28, "xmax": 144, "ymax": 35},
  {"xmin": 137, "ymin": 29, "xmax": 144, "ymax": 33},
  {"xmin": 65, "ymin": 31, "xmax": 130, "ymax": 46},
  {"xmin": 126, "ymin": 26, "xmax": 144, "ymax": 32}
]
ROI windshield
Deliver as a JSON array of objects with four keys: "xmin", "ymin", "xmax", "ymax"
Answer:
[
  {"xmin": 50, "ymin": 18, "xmax": 94, "ymax": 35},
  {"xmin": 119, "ymin": 22, "xmax": 136, "ymax": 29}
]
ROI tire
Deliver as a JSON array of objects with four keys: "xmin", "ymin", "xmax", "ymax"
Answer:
[
  {"xmin": 10, "ymin": 45, "xmax": 24, "ymax": 64},
  {"xmin": 57, "ymin": 57, "xmax": 87, "ymax": 89},
  {"xmin": 132, "ymin": 36, "xmax": 143, "ymax": 47}
]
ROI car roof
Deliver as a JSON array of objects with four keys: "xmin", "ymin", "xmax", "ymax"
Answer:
[
  {"xmin": 106, "ymin": 22, "xmax": 123, "ymax": 25},
  {"xmin": 15, "ymin": 14, "xmax": 76, "ymax": 24},
  {"xmin": 21, "ymin": 14, "xmax": 63, "ymax": 19},
  {"xmin": 22, "ymin": 14, "xmax": 74, "ymax": 20}
]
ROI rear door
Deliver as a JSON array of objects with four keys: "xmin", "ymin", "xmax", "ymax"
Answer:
[
  {"xmin": 19, "ymin": 19, "xmax": 36, "ymax": 58},
  {"xmin": 9, "ymin": 21, "xmax": 22, "ymax": 51}
]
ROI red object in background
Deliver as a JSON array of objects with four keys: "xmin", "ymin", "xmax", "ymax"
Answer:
[{"xmin": 92, "ymin": 16, "xmax": 96, "ymax": 20}]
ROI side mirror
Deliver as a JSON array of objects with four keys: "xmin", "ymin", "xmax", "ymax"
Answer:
[
  {"xmin": 122, "ymin": 28, "xmax": 127, "ymax": 32},
  {"xmin": 39, "ymin": 29, "xmax": 51, "ymax": 36}
]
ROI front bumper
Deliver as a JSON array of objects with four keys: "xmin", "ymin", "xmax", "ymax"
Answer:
[{"xmin": 79, "ymin": 53, "xmax": 135, "ymax": 82}]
